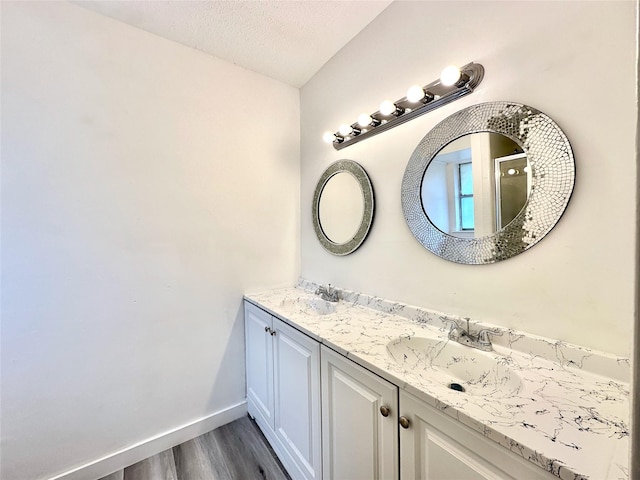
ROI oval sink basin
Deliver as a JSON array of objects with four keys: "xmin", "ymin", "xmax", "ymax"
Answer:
[
  {"xmin": 386, "ymin": 335, "xmax": 522, "ymax": 396},
  {"xmin": 280, "ymin": 297, "xmax": 338, "ymax": 316}
]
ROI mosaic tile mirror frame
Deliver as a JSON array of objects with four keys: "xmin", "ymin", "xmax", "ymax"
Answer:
[
  {"xmin": 312, "ymin": 159, "xmax": 374, "ymax": 256},
  {"xmin": 401, "ymin": 101, "xmax": 575, "ymax": 264}
]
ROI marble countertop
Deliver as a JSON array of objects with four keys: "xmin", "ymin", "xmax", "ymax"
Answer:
[{"xmin": 244, "ymin": 282, "xmax": 630, "ymax": 480}]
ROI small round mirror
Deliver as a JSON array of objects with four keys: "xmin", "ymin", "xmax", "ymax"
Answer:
[
  {"xmin": 422, "ymin": 132, "xmax": 527, "ymax": 238},
  {"xmin": 312, "ymin": 160, "xmax": 374, "ymax": 256}
]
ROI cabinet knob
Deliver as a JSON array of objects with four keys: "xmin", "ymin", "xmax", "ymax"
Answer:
[
  {"xmin": 270, "ymin": 330, "xmax": 276, "ymax": 336},
  {"xmin": 379, "ymin": 405, "xmax": 390, "ymax": 417},
  {"xmin": 264, "ymin": 326, "xmax": 270, "ymax": 333},
  {"xmin": 399, "ymin": 416, "xmax": 410, "ymax": 429}
]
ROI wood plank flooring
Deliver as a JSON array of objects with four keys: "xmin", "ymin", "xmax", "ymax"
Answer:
[{"xmin": 99, "ymin": 416, "xmax": 291, "ymax": 480}]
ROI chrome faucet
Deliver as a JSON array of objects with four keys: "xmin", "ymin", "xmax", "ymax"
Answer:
[
  {"xmin": 315, "ymin": 284, "xmax": 340, "ymax": 302},
  {"xmin": 447, "ymin": 319, "xmax": 502, "ymax": 352}
]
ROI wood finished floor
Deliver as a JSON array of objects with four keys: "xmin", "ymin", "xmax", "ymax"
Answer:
[{"xmin": 99, "ymin": 416, "xmax": 291, "ymax": 480}]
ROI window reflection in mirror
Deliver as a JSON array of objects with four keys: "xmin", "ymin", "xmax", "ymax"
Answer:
[
  {"xmin": 318, "ymin": 171, "xmax": 364, "ymax": 244},
  {"xmin": 421, "ymin": 133, "xmax": 528, "ymax": 238}
]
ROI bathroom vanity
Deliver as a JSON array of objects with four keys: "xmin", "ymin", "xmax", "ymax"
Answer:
[{"xmin": 244, "ymin": 282, "xmax": 629, "ymax": 480}]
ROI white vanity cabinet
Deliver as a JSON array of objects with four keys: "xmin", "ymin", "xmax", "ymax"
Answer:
[
  {"xmin": 320, "ymin": 345, "xmax": 399, "ymax": 480},
  {"xmin": 244, "ymin": 301, "xmax": 322, "ymax": 480},
  {"xmin": 245, "ymin": 298, "xmax": 561, "ymax": 480},
  {"xmin": 319, "ymin": 347, "xmax": 555, "ymax": 480},
  {"xmin": 399, "ymin": 390, "xmax": 556, "ymax": 480}
]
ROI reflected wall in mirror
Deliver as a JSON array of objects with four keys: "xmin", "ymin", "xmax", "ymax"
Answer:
[
  {"xmin": 312, "ymin": 160, "xmax": 374, "ymax": 256},
  {"xmin": 319, "ymin": 171, "xmax": 364, "ymax": 244},
  {"xmin": 402, "ymin": 102, "xmax": 575, "ymax": 264},
  {"xmin": 422, "ymin": 133, "xmax": 528, "ymax": 238}
]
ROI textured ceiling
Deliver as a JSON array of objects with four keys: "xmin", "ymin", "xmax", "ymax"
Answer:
[{"xmin": 75, "ymin": 0, "xmax": 394, "ymax": 88}]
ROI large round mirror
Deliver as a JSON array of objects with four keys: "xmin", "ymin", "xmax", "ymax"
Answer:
[
  {"xmin": 402, "ymin": 102, "xmax": 575, "ymax": 264},
  {"xmin": 313, "ymin": 160, "xmax": 374, "ymax": 255},
  {"xmin": 422, "ymin": 132, "xmax": 527, "ymax": 238}
]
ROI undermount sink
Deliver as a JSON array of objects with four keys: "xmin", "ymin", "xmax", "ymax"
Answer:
[
  {"xmin": 386, "ymin": 335, "xmax": 522, "ymax": 396},
  {"xmin": 280, "ymin": 297, "xmax": 338, "ymax": 316}
]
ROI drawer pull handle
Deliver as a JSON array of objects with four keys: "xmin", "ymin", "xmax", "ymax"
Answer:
[
  {"xmin": 399, "ymin": 416, "xmax": 410, "ymax": 429},
  {"xmin": 380, "ymin": 405, "xmax": 390, "ymax": 417}
]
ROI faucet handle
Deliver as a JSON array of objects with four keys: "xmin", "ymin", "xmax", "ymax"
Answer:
[
  {"xmin": 446, "ymin": 321, "xmax": 465, "ymax": 340},
  {"xmin": 448, "ymin": 328, "xmax": 461, "ymax": 340},
  {"xmin": 477, "ymin": 329, "xmax": 502, "ymax": 345}
]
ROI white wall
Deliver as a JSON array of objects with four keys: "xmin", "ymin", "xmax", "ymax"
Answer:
[
  {"xmin": 301, "ymin": 1, "xmax": 637, "ymax": 358},
  {"xmin": 1, "ymin": 2, "xmax": 299, "ymax": 479}
]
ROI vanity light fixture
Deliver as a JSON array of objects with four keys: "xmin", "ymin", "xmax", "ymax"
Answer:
[
  {"xmin": 323, "ymin": 61, "xmax": 484, "ymax": 150},
  {"xmin": 339, "ymin": 123, "xmax": 360, "ymax": 137},
  {"xmin": 357, "ymin": 113, "xmax": 380, "ymax": 128},
  {"xmin": 379, "ymin": 100, "xmax": 405, "ymax": 116},
  {"xmin": 440, "ymin": 65, "xmax": 470, "ymax": 87},
  {"xmin": 406, "ymin": 85, "xmax": 435, "ymax": 104},
  {"xmin": 323, "ymin": 131, "xmax": 343, "ymax": 144}
]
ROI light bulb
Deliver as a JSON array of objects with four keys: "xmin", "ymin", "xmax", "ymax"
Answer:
[
  {"xmin": 323, "ymin": 131, "xmax": 336, "ymax": 144},
  {"xmin": 440, "ymin": 65, "xmax": 462, "ymax": 87},
  {"xmin": 358, "ymin": 114, "xmax": 372, "ymax": 127},
  {"xmin": 338, "ymin": 124, "xmax": 353, "ymax": 136},
  {"xmin": 379, "ymin": 100, "xmax": 397, "ymax": 116},
  {"xmin": 507, "ymin": 168, "xmax": 517, "ymax": 175},
  {"xmin": 406, "ymin": 85, "xmax": 425, "ymax": 103}
]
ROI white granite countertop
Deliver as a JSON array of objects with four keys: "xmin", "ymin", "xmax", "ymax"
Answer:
[{"xmin": 244, "ymin": 281, "xmax": 630, "ymax": 480}]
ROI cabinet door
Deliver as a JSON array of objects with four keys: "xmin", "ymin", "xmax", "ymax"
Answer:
[
  {"xmin": 321, "ymin": 345, "xmax": 398, "ymax": 480},
  {"xmin": 400, "ymin": 391, "xmax": 555, "ymax": 480},
  {"xmin": 273, "ymin": 318, "xmax": 322, "ymax": 480},
  {"xmin": 245, "ymin": 302, "xmax": 274, "ymax": 429}
]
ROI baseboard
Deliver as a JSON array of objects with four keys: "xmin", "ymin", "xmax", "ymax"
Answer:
[{"xmin": 49, "ymin": 401, "xmax": 247, "ymax": 480}]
